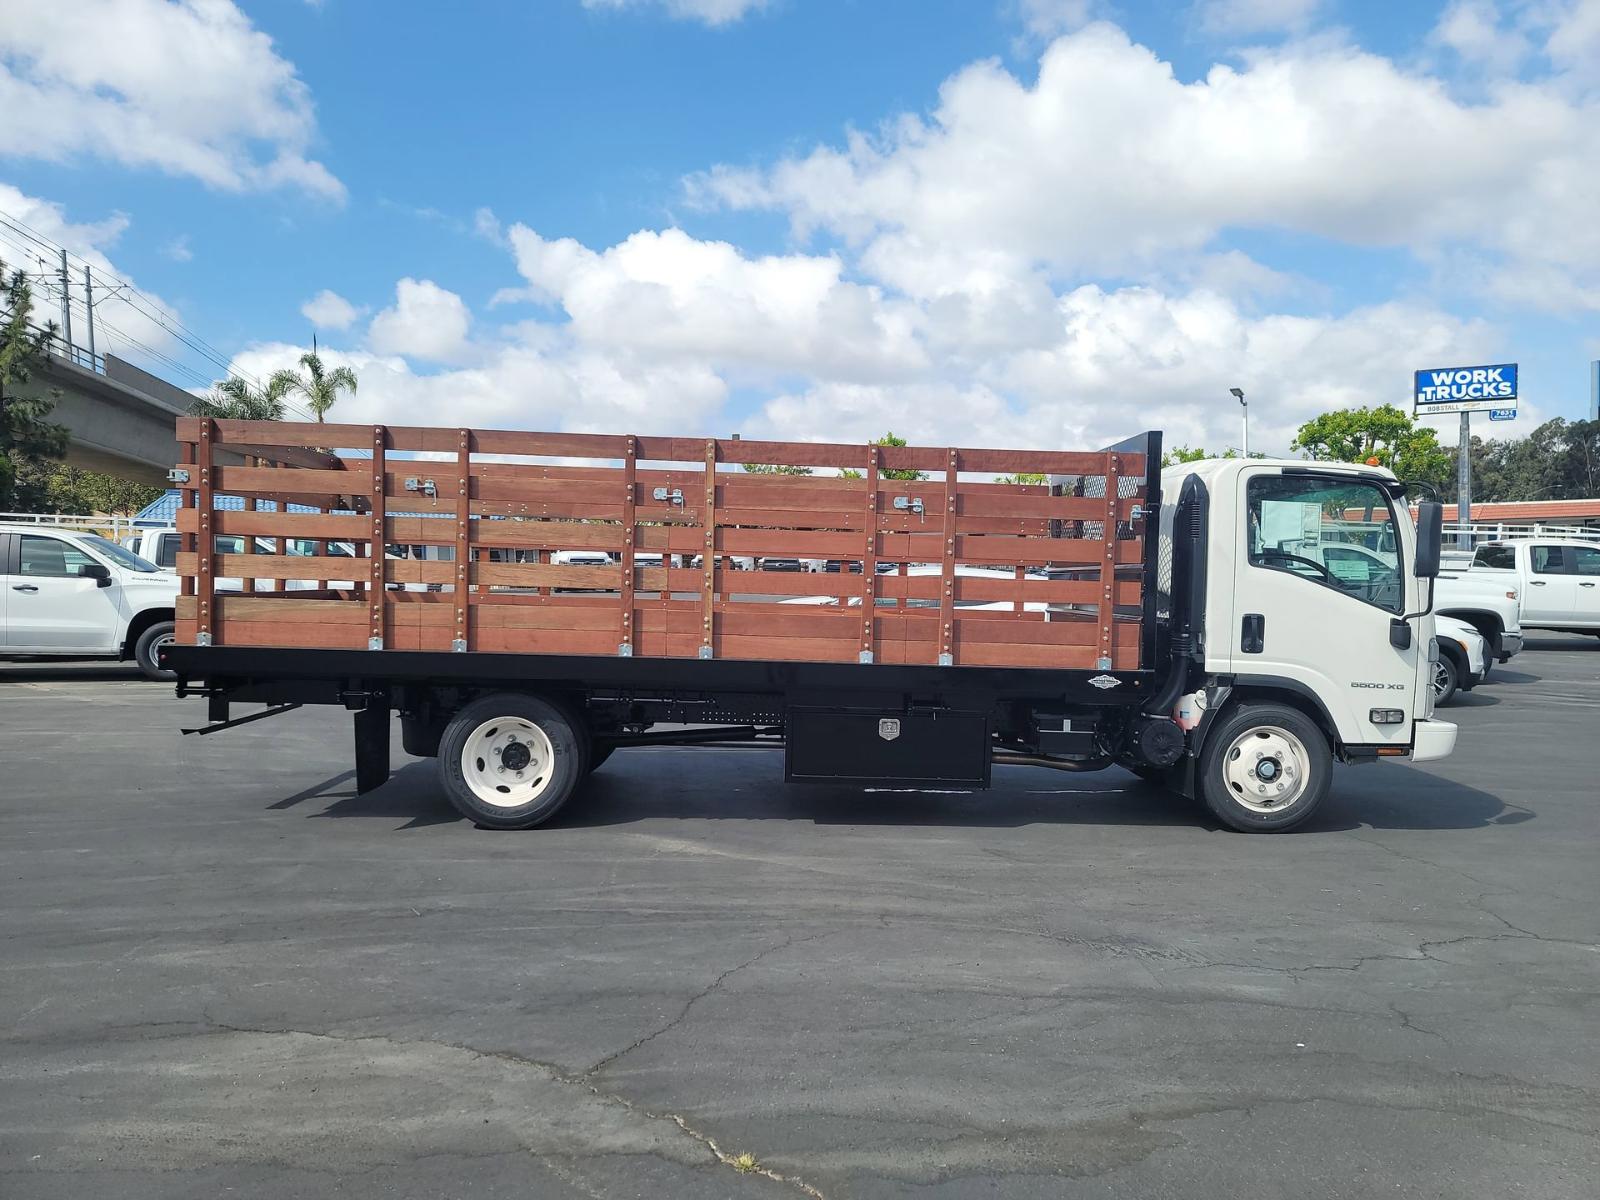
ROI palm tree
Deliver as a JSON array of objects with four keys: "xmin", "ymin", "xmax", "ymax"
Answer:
[
  {"xmin": 272, "ymin": 351, "xmax": 357, "ymax": 423},
  {"xmin": 189, "ymin": 375, "xmax": 291, "ymax": 420}
]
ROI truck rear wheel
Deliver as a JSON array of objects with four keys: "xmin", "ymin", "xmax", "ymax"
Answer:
[
  {"xmin": 438, "ymin": 694, "xmax": 584, "ymax": 829},
  {"xmin": 1197, "ymin": 704, "xmax": 1331, "ymax": 833}
]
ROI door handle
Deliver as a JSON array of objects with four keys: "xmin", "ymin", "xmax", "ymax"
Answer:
[
  {"xmin": 12, "ymin": 584, "xmax": 39, "ymax": 592},
  {"xmin": 1529, "ymin": 580, "xmax": 1547, "ymax": 586},
  {"xmin": 1241, "ymin": 612, "xmax": 1265, "ymax": 654},
  {"xmin": 1582, "ymin": 582, "xmax": 1597, "ymax": 588}
]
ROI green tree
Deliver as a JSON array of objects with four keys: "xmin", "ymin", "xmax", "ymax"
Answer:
[
  {"xmin": 1161, "ymin": 445, "xmax": 1211, "ymax": 467},
  {"xmin": 190, "ymin": 374, "xmax": 292, "ymax": 420},
  {"xmin": 0, "ymin": 259, "xmax": 68, "ymax": 510},
  {"xmin": 872, "ymin": 431, "xmax": 925, "ymax": 481},
  {"xmin": 271, "ymin": 351, "xmax": 357, "ymax": 422},
  {"xmin": 741, "ymin": 462, "xmax": 812, "ymax": 476},
  {"xmin": 994, "ymin": 472, "xmax": 1047, "ymax": 485},
  {"xmin": 1291, "ymin": 404, "xmax": 1450, "ymax": 485},
  {"xmin": 39, "ymin": 464, "xmax": 164, "ymax": 515}
]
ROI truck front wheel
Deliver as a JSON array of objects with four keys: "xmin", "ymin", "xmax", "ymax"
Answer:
[
  {"xmin": 438, "ymin": 694, "xmax": 584, "ymax": 829},
  {"xmin": 1197, "ymin": 704, "xmax": 1331, "ymax": 833}
]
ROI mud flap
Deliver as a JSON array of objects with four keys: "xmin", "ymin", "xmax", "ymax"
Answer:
[{"xmin": 354, "ymin": 704, "xmax": 392, "ymax": 794}]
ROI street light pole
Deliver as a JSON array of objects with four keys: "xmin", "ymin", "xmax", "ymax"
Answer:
[{"xmin": 1230, "ymin": 387, "xmax": 1248, "ymax": 456}]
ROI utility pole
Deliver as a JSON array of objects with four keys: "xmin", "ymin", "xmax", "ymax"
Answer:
[
  {"xmin": 1457, "ymin": 411, "xmax": 1472, "ymax": 549},
  {"xmin": 83, "ymin": 264, "xmax": 96, "ymax": 365},
  {"xmin": 58, "ymin": 249, "xmax": 73, "ymax": 359}
]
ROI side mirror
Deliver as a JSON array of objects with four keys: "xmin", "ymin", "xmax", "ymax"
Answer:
[
  {"xmin": 1413, "ymin": 500, "xmax": 1443, "ymax": 578},
  {"xmin": 78, "ymin": 562, "xmax": 113, "ymax": 588}
]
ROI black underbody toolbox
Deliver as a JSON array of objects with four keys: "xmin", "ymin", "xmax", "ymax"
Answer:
[{"xmin": 785, "ymin": 707, "xmax": 990, "ymax": 787}]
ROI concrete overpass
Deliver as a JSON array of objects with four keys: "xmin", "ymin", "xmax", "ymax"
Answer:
[{"xmin": 14, "ymin": 350, "xmax": 192, "ymax": 487}]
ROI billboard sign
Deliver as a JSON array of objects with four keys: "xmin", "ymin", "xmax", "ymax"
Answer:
[
  {"xmin": 1488, "ymin": 408, "xmax": 1517, "ymax": 422},
  {"xmin": 1414, "ymin": 363, "xmax": 1517, "ymax": 415}
]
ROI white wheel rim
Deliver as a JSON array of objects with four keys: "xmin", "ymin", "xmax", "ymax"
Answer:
[
  {"xmin": 460, "ymin": 717, "xmax": 556, "ymax": 808},
  {"xmin": 1432, "ymin": 660, "xmax": 1451, "ymax": 699},
  {"xmin": 1222, "ymin": 725, "xmax": 1311, "ymax": 813},
  {"xmin": 148, "ymin": 631, "xmax": 175, "ymax": 667}
]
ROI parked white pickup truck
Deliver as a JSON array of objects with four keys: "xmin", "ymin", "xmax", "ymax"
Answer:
[
  {"xmin": 1309, "ymin": 536, "xmax": 1523, "ymax": 664},
  {"xmin": 1469, "ymin": 540, "xmax": 1600, "ymax": 636},
  {"xmin": 1, "ymin": 523, "xmax": 179, "ymax": 679}
]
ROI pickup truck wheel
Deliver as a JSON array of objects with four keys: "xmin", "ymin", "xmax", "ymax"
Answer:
[
  {"xmin": 1198, "ymin": 704, "xmax": 1331, "ymax": 833},
  {"xmin": 133, "ymin": 621, "xmax": 177, "ymax": 682},
  {"xmin": 439, "ymin": 694, "xmax": 583, "ymax": 829},
  {"xmin": 1431, "ymin": 653, "xmax": 1460, "ymax": 706}
]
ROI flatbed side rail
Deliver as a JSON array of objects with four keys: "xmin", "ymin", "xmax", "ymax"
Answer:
[{"xmin": 171, "ymin": 420, "xmax": 1154, "ymax": 672}]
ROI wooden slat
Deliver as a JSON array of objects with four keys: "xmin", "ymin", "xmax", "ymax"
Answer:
[
  {"xmin": 1096, "ymin": 454, "xmax": 1120, "ymax": 669},
  {"xmin": 195, "ymin": 419, "xmax": 215, "ymax": 642},
  {"xmin": 701, "ymin": 439, "xmax": 717, "ymax": 656},
  {"xmin": 367, "ymin": 428, "xmax": 388, "ymax": 649},
  {"xmin": 860, "ymin": 445, "xmax": 879, "ymax": 658},
  {"xmin": 454, "ymin": 429, "xmax": 472, "ymax": 651},
  {"xmin": 619, "ymin": 436, "xmax": 637, "ymax": 655},
  {"xmin": 937, "ymin": 449, "xmax": 958, "ymax": 665}
]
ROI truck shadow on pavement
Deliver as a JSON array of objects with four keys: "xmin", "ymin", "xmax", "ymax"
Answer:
[{"xmin": 285, "ymin": 753, "xmax": 1521, "ymax": 836}]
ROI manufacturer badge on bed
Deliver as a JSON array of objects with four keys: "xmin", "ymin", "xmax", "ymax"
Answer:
[{"xmin": 878, "ymin": 718, "xmax": 901, "ymax": 741}]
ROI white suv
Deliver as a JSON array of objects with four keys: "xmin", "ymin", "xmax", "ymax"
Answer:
[{"xmin": 0, "ymin": 525, "xmax": 180, "ymax": 680}]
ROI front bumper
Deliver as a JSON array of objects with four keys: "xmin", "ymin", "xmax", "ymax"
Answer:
[
  {"xmin": 1497, "ymin": 631, "xmax": 1523, "ymax": 661},
  {"xmin": 1412, "ymin": 718, "xmax": 1458, "ymax": 762}
]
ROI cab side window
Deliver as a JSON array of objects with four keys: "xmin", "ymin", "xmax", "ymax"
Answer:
[
  {"xmin": 1574, "ymin": 547, "xmax": 1600, "ymax": 576},
  {"xmin": 1472, "ymin": 545, "xmax": 1515, "ymax": 570},
  {"xmin": 18, "ymin": 535, "xmax": 96, "ymax": 578},
  {"xmin": 1530, "ymin": 545, "xmax": 1569, "ymax": 574},
  {"xmin": 1246, "ymin": 475, "xmax": 1403, "ymax": 614}
]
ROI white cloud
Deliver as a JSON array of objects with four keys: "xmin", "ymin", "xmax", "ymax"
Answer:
[
  {"xmin": 1194, "ymin": 0, "xmax": 1325, "ymax": 36},
  {"xmin": 0, "ymin": 0, "xmax": 342, "ymax": 201},
  {"xmin": 230, "ymin": 341, "xmax": 729, "ymax": 439},
  {"xmin": 162, "ymin": 235, "xmax": 193, "ymax": 263},
  {"xmin": 300, "ymin": 288, "xmax": 362, "ymax": 331},
  {"xmin": 581, "ymin": 0, "xmax": 769, "ymax": 27},
  {"xmin": 695, "ymin": 23, "xmax": 1600, "ymax": 310},
  {"xmin": 1014, "ymin": 0, "xmax": 1100, "ymax": 39},
  {"xmin": 505, "ymin": 225, "xmax": 927, "ymax": 380},
  {"xmin": 366, "ymin": 278, "xmax": 473, "ymax": 363}
]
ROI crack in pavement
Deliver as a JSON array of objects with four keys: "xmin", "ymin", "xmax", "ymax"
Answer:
[{"xmin": 585, "ymin": 927, "xmax": 842, "ymax": 1079}]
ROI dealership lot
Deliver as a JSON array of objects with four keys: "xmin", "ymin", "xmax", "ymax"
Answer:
[{"xmin": 3, "ymin": 639, "xmax": 1597, "ymax": 1199}]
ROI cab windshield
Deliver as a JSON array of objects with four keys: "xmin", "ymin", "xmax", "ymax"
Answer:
[{"xmin": 82, "ymin": 535, "xmax": 163, "ymax": 573}]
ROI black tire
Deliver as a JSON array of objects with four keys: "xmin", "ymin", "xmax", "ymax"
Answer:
[
  {"xmin": 133, "ymin": 621, "xmax": 177, "ymax": 682},
  {"xmin": 437, "ymin": 694, "xmax": 585, "ymax": 829},
  {"xmin": 1197, "ymin": 703, "xmax": 1332, "ymax": 833},
  {"xmin": 1431, "ymin": 652, "xmax": 1460, "ymax": 707},
  {"xmin": 587, "ymin": 744, "xmax": 615, "ymax": 774}
]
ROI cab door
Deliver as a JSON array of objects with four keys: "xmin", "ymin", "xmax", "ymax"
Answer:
[
  {"xmin": 1572, "ymin": 546, "xmax": 1600, "ymax": 627},
  {"xmin": 1522, "ymin": 544, "xmax": 1578, "ymax": 624},
  {"xmin": 4, "ymin": 534, "xmax": 122, "ymax": 651},
  {"xmin": 1231, "ymin": 470, "xmax": 1420, "ymax": 747}
]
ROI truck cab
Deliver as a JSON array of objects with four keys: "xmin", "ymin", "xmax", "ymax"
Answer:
[
  {"xmin": 1155, "ymin": 459, "xmax": 1454, "ymax": 826},
  {"xmin": 1, "ymin": 525, "xmax": 180, "ymax": 679}
]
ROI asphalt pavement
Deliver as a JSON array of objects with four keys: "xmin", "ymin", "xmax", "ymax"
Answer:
[{"xmin": 3, "ymin": 638, "xmax": 1597, "ymax": 1198}]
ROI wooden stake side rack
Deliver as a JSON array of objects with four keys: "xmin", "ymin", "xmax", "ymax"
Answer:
[{"xmin": 172, "ymin": 419, "xmax": 1150, "ymax": 671}]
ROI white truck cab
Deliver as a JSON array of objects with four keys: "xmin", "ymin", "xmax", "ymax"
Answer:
[
  {"xmin": 1167, "ymin": 458, "xmax": 1456, "ymax": 808},
  {"xmin": 0, "ymin": 525, "xmax": 180, "ymax": 679}
]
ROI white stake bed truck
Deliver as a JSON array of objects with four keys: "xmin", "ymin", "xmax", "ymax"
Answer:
[{"xmin": 161, "ymin": 420, "xmax": 1455, "ymax": 833}]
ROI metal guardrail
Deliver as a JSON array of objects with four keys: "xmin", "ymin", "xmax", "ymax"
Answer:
[
  {"xmin": 0, "ymin": 511, "xmax": 160, "ymax": 539},
  {"xmin": 1443, "ymin": 520, "xmax": 1600, "ymax": 543}
]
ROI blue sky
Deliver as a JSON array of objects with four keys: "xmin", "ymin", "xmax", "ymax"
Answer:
[{"xmin": 1, "ymin": 0, "xmax": 1597, "ymax": 455}]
